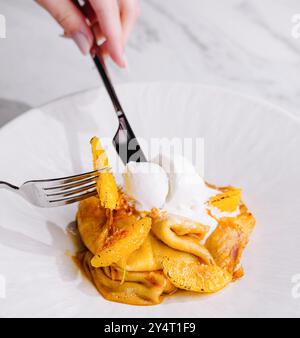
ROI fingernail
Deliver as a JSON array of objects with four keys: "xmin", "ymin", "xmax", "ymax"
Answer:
[
  {"xmin": 97, "ymin": 36, "xmax": 106, "ymax": 46},
  {"xmin": 72, "ymin": 31, "xmax": 91, "ymax": 55}
]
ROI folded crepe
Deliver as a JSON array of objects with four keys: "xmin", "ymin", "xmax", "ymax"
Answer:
[{"xmin": 74, "ymin": 137, "xmax": 256, "ymax": 306}]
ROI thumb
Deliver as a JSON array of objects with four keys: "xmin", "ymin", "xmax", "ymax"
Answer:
[{"xmin": 37, "ymin": 0, "xmax": 94, "ymax": 55}]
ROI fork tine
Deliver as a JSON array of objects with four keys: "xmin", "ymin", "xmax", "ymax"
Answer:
[
  {"xmin": 36, "ymin": 168, "xmax": 109, "ymax": 190},
  {"xmin": 46, "ymin": 182, "xmax": 97, "ymax": 198},
  {"xmin": 48, "ymin": 189, "xmax": 98, "ymax": 206},
  {"xmin": 43, "ymin": 175, "xmax": 97, "ymax": 192}
]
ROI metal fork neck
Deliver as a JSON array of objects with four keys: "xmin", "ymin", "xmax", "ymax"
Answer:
[{"xmin": 0, "ymin": 181, "xmax": 19, "ymax": 191}]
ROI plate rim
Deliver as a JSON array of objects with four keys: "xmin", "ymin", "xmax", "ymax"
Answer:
[
  {"xmin": 0, "ymin": 82, "xmax": 299, "ymax": 317},
  {"xmin": 1, "ymin": 82, "xmax": 299, "ymax": 136}
]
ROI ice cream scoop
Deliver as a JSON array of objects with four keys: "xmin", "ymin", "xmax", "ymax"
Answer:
[
  {"xmin": 122, "ymin": 152, "xmax": 239, "ymax": 238},
  {"xmin": 153, "ymin": 152, "xmax": 218, "ymax": 227},
  {"xmin": 122, "ymin": 161, "xmax": 169, "ymax": 210},
  {"xmin": 153, "ymin": 153, "xmax": 217, "ymax": 207}
]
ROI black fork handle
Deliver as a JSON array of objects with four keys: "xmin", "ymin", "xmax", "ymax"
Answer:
[
  {"xmin": 92, "ymin": 54, "xmax": 123, "ymax": 114},
  {"xmin": 73, "ymin": 0, "xmax": 147, "ymax": 163}
]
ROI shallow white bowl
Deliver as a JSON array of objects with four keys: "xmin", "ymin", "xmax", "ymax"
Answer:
[{"xmin": 0, "ymin": 83, "xmax": 299, "ymax": 318}]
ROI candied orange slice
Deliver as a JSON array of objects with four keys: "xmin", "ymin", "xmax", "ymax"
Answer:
[
  {"xmin": 77, "ymin": 196, "xmax": 108, "ymax": 254},
  {"xmin": 209, "ymin": 187, "xmax": 241, "ymax": 212},
  {"xmin": 206, "ymin": 204, "xmax": 256, "ymax": 273},
  {"xmin": 90, "ymin": 137, "xmax": 118, "ymax": 210},
  {"xmin": 91, "ymin": 216, "xmax": 152, "ymax": 267},
  {"xmin": 97, "ymin": 172, "xmax": 119, "ymax": 210},
  {"xmin": 162, "ymin": 258, "xmax": 232, "ymax": 293},
  {"xmin": 91, "ymin": 136, "xmax": 109, "ymax": 168}
]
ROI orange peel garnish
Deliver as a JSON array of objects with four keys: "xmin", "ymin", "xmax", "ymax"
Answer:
[
  {"xmin": 91, "ymin": 216, "xmax": 152, "ymax": 268},
  {"xmin": 209, "ymin": 187, "xmax": 241, "ymax": 213},
  {"xmin": 162, "ymin": 258, "xmax": 232, "ymax": 293},
  {"xmin": 90, "ymin": 137, "xmax": 118, "ymax": 210}
]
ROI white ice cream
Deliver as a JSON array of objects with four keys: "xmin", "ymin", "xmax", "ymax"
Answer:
[
  {"xmin": 123, "ymin": 161, "xmax": 169, "ymax": 211},
  {"xmin": 153, "ymin": 153, "xmax": 218, "ymax": 224},
  {"xmin": 153, "ymin": 153, "xmax": 208, "ymax": 204},
  {"xmin": 122, "ymin": 152, "xmax": 239, "ymax": 239}
]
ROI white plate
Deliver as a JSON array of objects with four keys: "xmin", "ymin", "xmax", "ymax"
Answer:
[{"xmin": 0, "ymin": 83, "xmax": 299, "ymax": 318}]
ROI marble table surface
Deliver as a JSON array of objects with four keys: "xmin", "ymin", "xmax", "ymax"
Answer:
[{"xmin": 0, "ymin": 0, "xmax": 300, "ymax": 128}]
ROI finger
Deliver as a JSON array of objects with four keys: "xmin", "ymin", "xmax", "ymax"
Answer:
[
  {"xmin": 82, "ymin": 0, "xmax": 97, "ymax": 25},
  {"xmin": 36, "ymin": 0, "xmax": 93, "ymax": 55},
  {"xmin": 88, "ymin": 22, "xmax": 108, "ymax": 59},
  {"xmin": 91, "ymin": 23, "xmax": 106, "ymax": 46},
  {"xmin": 119, "ymin": 0, "xmax": 140, "ymax": 47},
  {"xmin": 89, "ymin": 0, "xmax": 126, "ymax": 67}
]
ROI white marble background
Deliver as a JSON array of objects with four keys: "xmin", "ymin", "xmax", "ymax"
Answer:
[{"xmin": 0, "ymin": 0, "xmax": 300, "ymax": 127}]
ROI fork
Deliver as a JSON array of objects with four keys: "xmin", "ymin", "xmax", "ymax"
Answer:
[{"xmin": 0, "ymin": 168, "xmax": 108, "ymax": 207}]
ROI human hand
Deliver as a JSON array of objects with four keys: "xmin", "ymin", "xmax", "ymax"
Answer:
[{"xmin": 37, "ymin": 0, "xmax": 140, "ymax": 67}]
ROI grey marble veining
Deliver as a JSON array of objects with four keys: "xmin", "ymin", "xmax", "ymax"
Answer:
[{"xmin": 0, "ymin": 0, "xmax": 300, "ymax": 127}]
